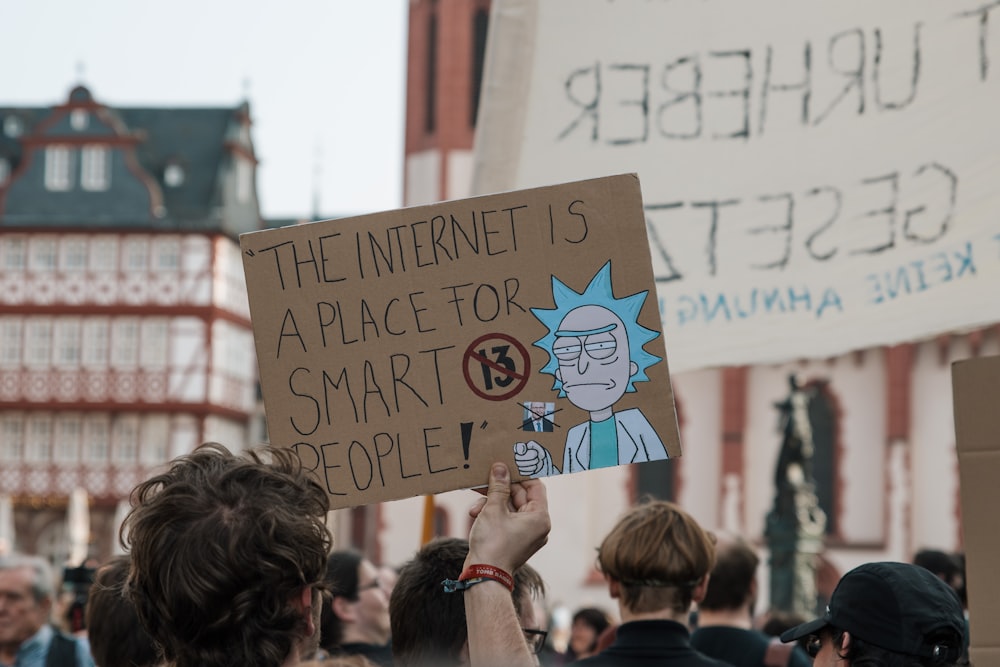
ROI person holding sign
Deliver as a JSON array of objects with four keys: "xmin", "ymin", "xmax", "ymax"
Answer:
[{"xmin": 514, "ymin": 263, "xmax": 667, "ymax": 477}]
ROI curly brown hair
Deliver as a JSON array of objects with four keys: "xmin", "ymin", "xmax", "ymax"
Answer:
[{"xmin": 123, "ymin": 443, "xmax": 332, "ymax": 667}]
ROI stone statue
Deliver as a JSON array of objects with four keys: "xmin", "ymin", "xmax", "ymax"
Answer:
[{"xmin": 765, "ymin": 375, "xmax": 826, "ymax": 617}]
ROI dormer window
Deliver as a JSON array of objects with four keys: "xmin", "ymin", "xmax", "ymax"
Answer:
[
  {"xmin": 164, "ymin": 163, "xmax": 185, "ymax": 187},
  {"xmin": 81, "ymin": 145, "xmax": 109, "ymax": 191},
  {"xmin": 70, "ymin": 110, "xmax": 89, "ymax": 131},
  {"xmin": 3, "ymin": 116, "xmax": 23, "ymax": 138},
  {"xmin": 45, "ymin": 145, "xmax": 74, "ymax": 191}
]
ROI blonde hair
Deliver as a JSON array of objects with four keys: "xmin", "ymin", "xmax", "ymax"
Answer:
[{"xmin": 597, "ymin": 499, "xmax": 716, "ymax": 614}]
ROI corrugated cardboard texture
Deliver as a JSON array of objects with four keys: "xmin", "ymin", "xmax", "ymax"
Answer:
[
  {"xmin": 951, "ymin": 355, "xmax": 1000, "ymax": 658},
  {"xmin": 241, "ymin": 174, "xmax": 681, "ymax": 509}
]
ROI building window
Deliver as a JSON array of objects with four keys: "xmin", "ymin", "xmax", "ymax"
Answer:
[
  {"xmin": 471, "ymin": 8, "xmax": 490, "ymax": 127},
  {"xmin": 30, "ymin": 238, "xmax": 58, "ymax": 271},
  {"xmin": 89, "ymin": 237, "xmax": 117, "ymax": 272},
  {"xmin": 55, "ymin": 319, "xmax": 82, "ymax": 366},
  {"xmin": 154, "ymin": 237, "xmax": 180, "ymax": 270},
  {"xmin": 140, "ymin": 319, "xmax": 169, "ymax": 369},
  {"xmin": 124, "ymin": 238, "xmax": 148, "ymax": 271},
  {"xmin": 82, "ymin": 319, "xmax": 110, "ymax": 367},
  {"xmin": 0, "ymin": 158, "xmax": 9, "ymax": 186},
  {"xmin": 3, "ymin": 237, "xmax": 26, "ymax": 270},
  {"xmin": 112, "ymin": 417, "xmax": 140, "ymax": 464},
  {"xmin": 81, "ymin": 145, "xmax": 110, "ymax": 191},
  {"xmin": 3, "ymin": 115, "xmax": 23, "ymax": 138},
  {"xmin": 45, "ymin": 145, "xmax": 74, "ymax": 191},
  {"xmin": 70, "ymin": 110, "xmax": 89, "ymax": 131},
  {"xmin": 425, "ymin": 11, "xmax": 438, "ymax": 134},
  {"xmin": 25, "ymin": 416, "xmax": 53, "ymax": 463},
  {"xmin": 54, "ymin": 417, "xmax": 81, "ymax": 463},
  {"xmin": 164, "ymin": 163, "xmax": 185, "ymax": 187},
  {"xmin": 25, "ymin": 319, "xmax": 52, "ymax": 367},
  {"xmin": 141, "ymin": 416, "xmax": 170, "ymax": 465},
  {"xmin": 62, "ymin": 238, "xmax": 87, "ymax": 271},
  {"xmin": 0, "ymin": 416, "xmax": 24, "ymax": 461},
  {"xmin": 83, "ymin": 418, "xmax": 110, "ymax": 464},
  {"xmin": 0, "ymin": 318, "xmax": 22, "ymax": 366},
  {"xmin": 111, "ymin": 319, "xmax": 140, "ymax": 368}
]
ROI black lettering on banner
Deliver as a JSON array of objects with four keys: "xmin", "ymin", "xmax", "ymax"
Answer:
[
  {"xmin": 658, "ymin": 55, "xmax": 702, "ymax": 139},
  {"xmin": 692, "ymin": 199, "xmax": 741, "ymax": 276},
  {"xmin": 478, "ymin": 344, "xmax": 517, "ymax": 390},
  {"xmin": 553, "ymin": 22, "xmax": 933, "ymax": 144},
  {"xmin": 748, "ymin": 193, "xmax": 794, "ymax": 270},
  {"xmin": 708, "ymin": 50, "xmax": 751, "ymax": 141},
  {"xmin": 903, "ymin": 162, "xmax": 957, "ymax": 244},
  {"xmin": 424, "ymin": 426, "xmax": 458, "ymax": 474},
  {"xmin": 559, "ymin": 63, "xmax": 600, "ymax": 141},
  {"xmin": 873, "ymin": 24, "xmax": 921, "ymax": 111},
  {"xmin": 646, "ymin": 203, "xmax": 685, "ymax": 283},
  {"xmin": 608, "ymin": 63, "xmax": 650, "ymax": 145},
  {"xmin": 814, "ymin": 28, "xmax": 865, "ymax": 126},
  {"xmin": 803, "ymin": 186, "xmax": 843, "ymax": 261},
  {"xmin": 758, "ymin": 42, "xmax": 812, "ymax": 135},
  {"xmin": 954, "ymin": 2, "xmax": 1000, "ymax": 81},
  {"xmin": 277, "ymin": 309, "xmax": 307, "ymax": 357},
  {"xmin": 643, "ymin": 162, "xmax": 959, "ymax": 279},
  {"xmin": 850, "ymin": 172, "xmax": 898, "ymax": 256},
  {"xmin": 289, "ymin": 367, "xmax": 320, "ymax": 436}
]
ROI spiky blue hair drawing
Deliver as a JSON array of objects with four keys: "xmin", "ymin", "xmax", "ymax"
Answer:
[{"xmin": 531, "ymin": 261, "xmax": 661, "ymax": 397}]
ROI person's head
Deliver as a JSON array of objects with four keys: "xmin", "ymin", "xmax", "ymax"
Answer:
[
  {"xmin": 913, "ymin": 549, "xmax": 965, "ymax": 606},
  {"xmin": 529, "ymin": 402, "xmax": 547, "ymax": 420},
  {"xmin": 319, "ymin": 550, "xmax": 391, "ymax": 651},
  {"xmin": 86, "ymin": 555, "xmax": 159, "ymax": 667},
  {"xmin": 597, "ymin": 499, "xmax": 716, "ymax": 618},
  {"xmin": 123, "ymin": 442, "xmax": 332, "ymax": 667},
  {"xmin": 532, "ymin": 262, "xmax": 661, "ymax": 412},
  {"xmin": 568, "ymin": 607, "xmax": 611, "ymax": 659},
  {"xmin": 781, "ymin": 562, "xmax": 966, "ymax": 666},
  {"xmin": 390, "ymin": 537, "xmax": 545, "ymax": 667},
  {"xmin": 698, "ymin": 532, "xmax": 759, "ymax": 613},
  {"xmin": 0, "ymin": 553, "xmax": 54, "ymax": 649}
]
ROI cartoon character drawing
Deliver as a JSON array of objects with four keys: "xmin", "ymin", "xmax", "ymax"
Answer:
[{"xmin": 514, "ymin": 262, "xmax": 668, "ymax": 477}]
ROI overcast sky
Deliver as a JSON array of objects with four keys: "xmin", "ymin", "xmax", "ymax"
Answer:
[{"xmin": 2, "ymin": 0, "xmax": 408, "ymax": 219}]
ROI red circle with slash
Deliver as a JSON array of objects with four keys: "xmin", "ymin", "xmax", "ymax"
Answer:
[{"xmin": 462, "ymin": 333, "xmax": 531, "ymax": 401}]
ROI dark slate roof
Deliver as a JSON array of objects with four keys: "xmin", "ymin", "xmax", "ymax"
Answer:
[
  {"xmin": 0, "ymin": 87, "xmax": 261, "ymax": 238},
  {"xmin": 119, "ymin": 107, "xmax": 234, "ymax": 221}
]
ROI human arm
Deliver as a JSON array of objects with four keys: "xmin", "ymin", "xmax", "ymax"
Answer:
[{"xmin": 465, "ymin": 463, "xmax": 551, "ymax": 667}]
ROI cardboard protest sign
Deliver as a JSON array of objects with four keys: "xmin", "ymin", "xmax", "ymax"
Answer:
[
  {"xmin": 951, "ymin": 355, "xmax": 1000, "ymax": 664},
  {"xmin": 241, "ymin": 174, "xmax": 680, "ymax": 508},
  {"xmin": 473, "ymin": 0, "xmax": 1000, "ymax": 372}
]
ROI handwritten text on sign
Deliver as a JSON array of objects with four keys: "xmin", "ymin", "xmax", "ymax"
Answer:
[{"xmin": 241, "ymin": 175, "xmax": 679, "ymax": 508}]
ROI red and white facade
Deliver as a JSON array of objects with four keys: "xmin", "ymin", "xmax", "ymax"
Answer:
[{"xmin": 0, "ymin": 88, "xmax": 262, "ymax": 563}]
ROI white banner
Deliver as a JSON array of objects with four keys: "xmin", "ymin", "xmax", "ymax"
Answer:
[{"xmin": 472, "ymin": 0, "xmax": 1000, "ymax": 372}]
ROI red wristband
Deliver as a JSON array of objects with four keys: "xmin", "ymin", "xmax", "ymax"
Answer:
[{"xmin": 459, "ymin": 563, "xmax": 514, "ymax": 592}]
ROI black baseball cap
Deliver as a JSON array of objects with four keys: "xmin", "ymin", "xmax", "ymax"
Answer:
[{"xmin": 781, "ymin": 562, "xmax": 966, "ymax": 662}]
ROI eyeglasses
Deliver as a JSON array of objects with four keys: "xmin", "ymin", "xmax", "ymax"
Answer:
[
  {"xmin": 523, "ymin": 628, "xmax": 548, "ymax": 654},
  {"xmin": 805, "ymin": 634, "xmax": 824, "ymax": 659},
  {"xmin": 357, "ymin": 578, "xmax": 382, "ymax": 593}
]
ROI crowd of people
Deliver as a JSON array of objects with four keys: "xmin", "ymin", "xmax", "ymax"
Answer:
[{"xmin": 0, "ymin": 443, "xmax": 971, "ymax": 667}]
